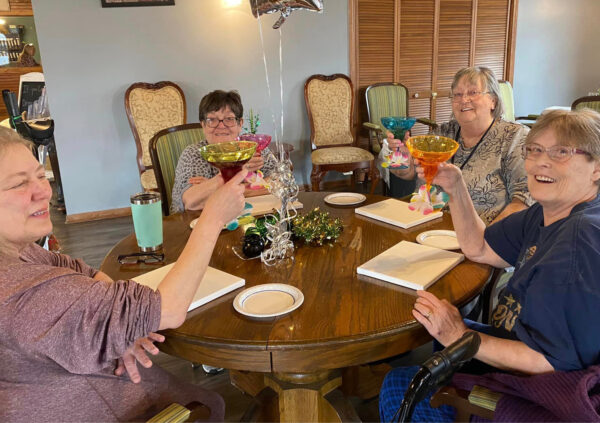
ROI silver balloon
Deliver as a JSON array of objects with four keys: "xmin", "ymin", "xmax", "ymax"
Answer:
[{"xmin": 249, "ymin": 0, "xmax": 324, "ymax": 29}]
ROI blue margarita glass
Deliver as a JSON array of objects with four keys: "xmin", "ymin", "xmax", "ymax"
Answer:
[{"xmin": 380, "ymin": 116, "xmax": 417, "ymax": 141}]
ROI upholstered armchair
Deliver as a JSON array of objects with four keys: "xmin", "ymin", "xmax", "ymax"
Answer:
[
  {"xmin": 498, "ymin": 80, "xmax": 540, "ymax": 126},
  {"xmin": 363, "ymin": 82, "xmax": 436, "ymax": 154},
  {"xmin": 305, "ymin": 74, "xmax": 379, "ymax": 193},
  {"xmin": 125, "ymin": 81, "xmax": 186, "ymax": 191},
  {"xmin": 572, "ymin": 95, "xmax": 600, "ymax": 112},
  {"xmin": 149, "ymin": 123, "xmax": 204, "ymax": 215}
]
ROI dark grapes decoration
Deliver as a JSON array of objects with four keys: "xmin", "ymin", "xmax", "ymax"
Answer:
[{"xmin": 242, "ymin": 233, "xmax": 265, "ymax": 258}]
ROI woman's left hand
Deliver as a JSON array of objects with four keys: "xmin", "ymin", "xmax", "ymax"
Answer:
[
  {"xmin": 114, "ymin": 332, "xmax": 165, "ymax": 383},
  {"xmin": 245, "ymin": 152, "xmax": 264, "ymax": 172},
  {"xmin": 412, "ymin": 290, "xmax": 469, "ymax": 347}
]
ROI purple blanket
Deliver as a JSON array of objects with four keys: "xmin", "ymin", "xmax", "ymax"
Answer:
[{"xmin": 451, "ymin": 365, "xmax": 600, "ymax": 422}]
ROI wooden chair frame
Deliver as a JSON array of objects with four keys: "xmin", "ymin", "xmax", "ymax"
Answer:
[
  {"xmin": 149, "ymin": 122, "xmax": 202, "ymax": 216},
  {"xmin": 304, "ymin": 74, "xmax": 379, "ymax": 193},
  {"xmin": 363, "ymin": 81, "xmax": 437, "ymax": 152},
  {"xmin": 124, "ymin": 81, "xmax": 187, "ymax": 187},
  {"xmin": 572, "ymin": 95, "xmax": 600, "ymax": 110}
]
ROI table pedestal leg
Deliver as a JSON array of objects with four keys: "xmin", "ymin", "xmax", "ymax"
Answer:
[{"xmin": 264, "ymin": 371, "xmax": 343, "ymax": 422}]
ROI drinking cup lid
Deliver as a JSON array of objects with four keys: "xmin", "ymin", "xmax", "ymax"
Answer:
[{"xmin": 130, "ymin": 192, "xmax": 161, "ymax": 205}]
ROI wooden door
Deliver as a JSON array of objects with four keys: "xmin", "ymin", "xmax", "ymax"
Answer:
[{"xmin": 350, "ymin": 0, "xmax": 518, "ymax": 136}]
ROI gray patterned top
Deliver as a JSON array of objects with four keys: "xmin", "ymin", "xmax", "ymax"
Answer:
[
  {"xmin": 171, "ymin": 140, "xmax": 277, "ymax": 214},
  {"xmin": 433, "ymin": 119, "xmax": 534, "ymax": 224}
]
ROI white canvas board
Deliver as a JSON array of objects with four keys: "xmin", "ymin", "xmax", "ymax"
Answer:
[
  {"xmin": 133, "ymin": 263, "xmax": 245, "ymax": 311},
  {"xmin": 357, "ymin": 241, "xmax": 464, "ymax": 290},
  {"xmin": 355, "ymin": 198, "xmax": 443, "ymax": 229}
]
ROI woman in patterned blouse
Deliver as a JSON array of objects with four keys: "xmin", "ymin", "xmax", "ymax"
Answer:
[
  {"xmin": 171, "ymin": 90, "xmax": 276, "ymax": 214},
  {"xmin": 382, "ymin": 66, "xmax": 533, "ymax": 224}
]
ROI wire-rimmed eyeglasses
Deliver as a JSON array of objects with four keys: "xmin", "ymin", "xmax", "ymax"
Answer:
[
  {"xmin": 118, "ymin": 252, "xmax": 165, "ymax": 265},
  {"xmin": 449, "ymin": 90, "xmax": 489, "ymax": 102},
  {"xmin": 522, "ymin": 143, "xmax": 590, "ymax": 163},
  {"xmin": 203, "ymin": 117, "xmax": 239, "ymax": 128}
]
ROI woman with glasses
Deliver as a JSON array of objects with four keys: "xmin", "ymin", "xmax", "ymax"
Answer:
[
  {"xmin": 0, "ymin": 127, "xmax": 248, "ymax": 421},
  {"xmin": 383, "ymin": 66, "xmax": 533, "ymax": 224},
  {"xmin": 171, "ymin": 90, "xmax": 276, "ymax": 214},
  {"xmin": 379, "ymin": 109, "xmax": 600, "ymax": 421}
]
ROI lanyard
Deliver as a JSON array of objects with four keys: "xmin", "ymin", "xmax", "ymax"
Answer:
[{"xmin": 451, "ymin": 119, "xmax": 496, "ymax": 170}]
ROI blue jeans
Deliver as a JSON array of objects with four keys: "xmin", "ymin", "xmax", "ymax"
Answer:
[{"xmin": 379, "ymin": 319, "xmax": 491, "ymax": 422}]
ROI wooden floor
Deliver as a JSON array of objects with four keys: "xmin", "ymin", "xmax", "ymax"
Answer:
[{"xmin": 50, "ymin": 179, "xmax": 432, "ymax": 422}]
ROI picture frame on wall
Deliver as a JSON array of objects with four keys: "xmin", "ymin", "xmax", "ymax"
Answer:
[{"xmin": 101, "ymin": 0, "xmax": 175, "ymax": 7}]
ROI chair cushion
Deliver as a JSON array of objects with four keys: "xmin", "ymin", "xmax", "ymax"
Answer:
[
  {"xmin": 573, "ymin": 100, "xmax": 600, "ymax": 113},
  {"xmin": 141, "ymin": 169, "xmax": 157, "ymax": 190},
  {"xmin": 155, "ymin": 126, "xmax": 203, "ymax": 210},
  {"xmin": 366, "ymin": 84, "xmax": 408, "ymax": 129},
  {"xmin": 311, "ymin": 146, "xmax": 374, "ymax": 165},
  {"xmin": 306, "ymin": 78, "xmax": 353, "ymax": 147},
  {"xmin": 498, "ymin": 81, "xmax": 515, "ymax": 121},
  {"xmin": 128, "ymin": 86, "xmax": 185, "ymax": 167}
]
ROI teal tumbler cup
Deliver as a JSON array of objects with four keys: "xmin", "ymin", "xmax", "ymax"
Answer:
[{"xmin": 130, "ymin": 192, "xmax": 163, "ymax": 252}]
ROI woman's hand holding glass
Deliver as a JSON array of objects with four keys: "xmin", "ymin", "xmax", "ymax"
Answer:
[
  {"xmin": 415, "ymin": 161, "xmax": 464, "ymax": 198},
  {"xmin": 201, "ymin": 169, "xmax": 247, "ymax": 228},
  {"xmin": 244, "ymin": 152, "xmax": 264, "ymax": 173},
  {"xmin": 386, "ymin": 130, "xmax": 410, "ymax": 152}
]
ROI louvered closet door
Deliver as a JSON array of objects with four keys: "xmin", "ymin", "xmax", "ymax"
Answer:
[
  {"xmin": 355, "ymin": 0, "xmax": 395, "ymax": 126},
  {"xmin": 397, "ymin": 0, "xmax": 436, "ymax": 134},
  {"xmin": 350, "ymin": 0, "xmax": 517, "ymax": 136},
  {"xmin": 434, "ymin": 0, "xmax": 473, "ymax": 123}
]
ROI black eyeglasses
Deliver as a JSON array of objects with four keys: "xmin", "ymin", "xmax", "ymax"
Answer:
[
  {"xmin": 204, "ymin": 117, "xmax": 239, "ymax": 128},
  {"xmin": 118, "ymin": 252, "xmax": 165, "ymax": 265},
  {"xmin": 522, "ymin": 143, "xmax": 590, "ymax": 163}
]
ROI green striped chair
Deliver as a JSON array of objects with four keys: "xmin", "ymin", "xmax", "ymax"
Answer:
[
  {"xmin": 149, "ymin": 123, "xmax": 204, "ymax": 215},
  {"xmin": 364, "ymin": 82, "xmax": 436, "ymax": 154},
  {"xmin": 572, "ymin": 95, "xmax": 600, "ymax": 113},
  {"xmin": 498, "ymin": 80, "xmax": 539, "ymax": 126}
]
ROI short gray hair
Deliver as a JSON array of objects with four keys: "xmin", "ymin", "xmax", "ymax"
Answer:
[
  {"xmin": 527, "ymin": 109, "xmax": 600, "ymax": 162},
  {"xmin": 451, "ymin": 66, "xmax": 503, "ymax": 121},
  {"xmin": 0, "ymin": 127, "xmax": 32, "ymax": 154}
]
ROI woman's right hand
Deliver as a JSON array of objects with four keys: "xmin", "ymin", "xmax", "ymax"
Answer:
[
  {"xmin": 415, "ymin": 161, "xmax": 463, "ymax": 196},
  {"xmin": 385, "ymin": 130, "xmax": 410, "ymax": 152},
  {"xmin": 201, "ymin": 169, "xmax": 247, "ymax": 226}
]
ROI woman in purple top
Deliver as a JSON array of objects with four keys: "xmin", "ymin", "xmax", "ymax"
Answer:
[
  {"xmin": 380, "ymin": 109, "xmax": 600, "ymax": 421},
  {"xmin": 0, "ymin": 127, "xmax": 247, "ymax": 421}
]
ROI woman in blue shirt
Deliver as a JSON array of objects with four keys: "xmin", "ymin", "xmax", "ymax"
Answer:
[{"xmin": 380, "ymin": 108, "xmax": 600, "ymax": 421}]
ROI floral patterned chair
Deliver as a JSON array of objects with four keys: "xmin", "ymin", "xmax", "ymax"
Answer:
[
  {"xmin": 304, "ymin": 74, "xmax": 379, "ymax": 193},
  {"xmin": 125, "ymin": 81, "xmax": 186, "ymax": 191}
]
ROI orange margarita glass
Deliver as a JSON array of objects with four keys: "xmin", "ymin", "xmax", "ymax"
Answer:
[{"xmin": 406, "ymin": 135, "xmax": 459, "ymax": 191}]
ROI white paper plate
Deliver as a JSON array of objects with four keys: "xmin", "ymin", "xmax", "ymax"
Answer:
[
  {"xmin": 233, "ymin": 283, "xmax": 304, "ymax": 318},
  {"xmin": 190, "ymin": 218, "xmax": 198, "ymax": 229},
  {"xmin": 416, "ymin": 230, "xmax": 460, "ymax": 250},
  {"xmin": 324, "ymin": 192, "xmax": 366, "ymax": 206}
]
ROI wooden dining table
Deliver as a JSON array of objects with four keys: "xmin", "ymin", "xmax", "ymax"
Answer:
[{"xmin": 101, "ymin": 191, "xmax": 491, "ymax": 422}]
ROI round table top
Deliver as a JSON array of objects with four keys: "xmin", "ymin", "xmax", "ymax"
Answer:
[{"xmin": 101, "ymin": 192, "xmax": 491, "ymax": 373}]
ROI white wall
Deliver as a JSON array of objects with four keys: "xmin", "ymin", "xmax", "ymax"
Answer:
[
  {"xmin": 513, "ymin": 0, "xmax": 600, "ymax": 116},
  {"xmin": 31, "ymin": 0, "xmax": 348, "ymax": 215}
]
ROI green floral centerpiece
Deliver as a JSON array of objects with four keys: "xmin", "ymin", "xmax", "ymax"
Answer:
[
  {"xmin": 291, "ymin": 208, "xmax": 343, "ymax": 245},
  {"xmin": 243, "ymin": 108, "xmax": 261, "ymax": 134}
]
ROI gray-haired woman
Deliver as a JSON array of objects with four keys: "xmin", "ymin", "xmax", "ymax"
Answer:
[{"xmin": 382, "ymin": 66, "xmax": 533, "ymax": 224}]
